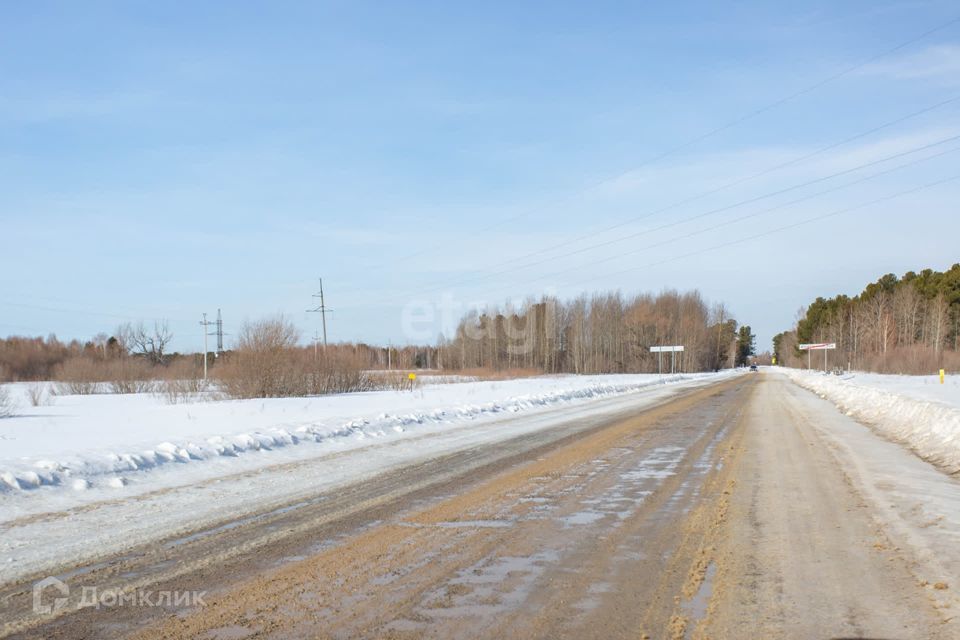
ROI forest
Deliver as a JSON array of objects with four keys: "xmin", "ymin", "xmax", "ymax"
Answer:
[
  {"xmin": 774, "ymin": 264, "xmax": 960, "ymax": 373},
  {"xmin": 440, "ymin": 289, "xmax": 750, "ymax": 374}
]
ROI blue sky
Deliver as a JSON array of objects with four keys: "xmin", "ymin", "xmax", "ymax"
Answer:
[{"xmin": 2, "ymin": 0, "xmax": 959, "ymax": 353}]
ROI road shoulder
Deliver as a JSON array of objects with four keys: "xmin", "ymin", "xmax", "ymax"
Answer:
[{"xmin": 703, "ymin": 373, "xmax": 955, "ymax": 639}]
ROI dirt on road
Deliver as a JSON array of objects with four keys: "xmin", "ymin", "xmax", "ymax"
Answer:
[
  {"xmin": 128, "ymin": 377, "xmax": 746, "ymax": 640},
  {"xmin": 6, "ymin": 373, "xmax": 956, "ymax": 639},
  {"xmin": 702, "ymin": 375, "xmax": 952, "ymax": 639}
]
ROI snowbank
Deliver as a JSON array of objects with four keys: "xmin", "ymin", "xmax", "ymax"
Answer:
[
  {"xmin": 781, "ymin": 369, "xmax": 960, "ymax": 474},
  {"xmin": 0, "ymin": 373, "xmax": 724, "ymax": 496}
]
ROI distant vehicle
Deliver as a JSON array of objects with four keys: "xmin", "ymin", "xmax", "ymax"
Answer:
[{"xmin": 749, "ymin": 364, "xmax": 758, "ymax": 372}]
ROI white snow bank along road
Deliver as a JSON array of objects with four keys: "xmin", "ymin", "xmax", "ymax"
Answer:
[
  {"xmin": 781, "ymin": 369, "xmax": 960, "ymax": 474},
  {"xmin": 0, "ymin": 373, "xmax": 729, "ymax": 498}
]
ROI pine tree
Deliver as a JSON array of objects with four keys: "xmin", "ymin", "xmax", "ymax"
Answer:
[{"xmin": 736, "ymin": 325, "xmax": 756, "ymax": 367}]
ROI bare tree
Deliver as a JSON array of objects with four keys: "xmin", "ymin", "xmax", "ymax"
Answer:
[
  {"xmin": 118, "ymin": 321, "xmax": 174, "ymax": 365},
  {"xmin": 866, "ymin": 292, "xmax": 892, "ymax": 358},
  {"xmin": 892, "ymin": 286, "xmax": 920, "ymax": 347},
  {"xmin": 235, "ymin": 315, "xmax": 299, "ymax": 352},
  {"xmin": 446, "ymin": 289, "xmax": 731, "ymax": 374},
  {"xmin": 928, "ymin": 293, "xmax": 949, "ymax": 355},
  {"xmin": 91, "ymin": 332, "xmax": 111, "ymax": 359}
]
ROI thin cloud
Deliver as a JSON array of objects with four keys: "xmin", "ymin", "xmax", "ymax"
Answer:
[
  {"xmin": 592, "ymin": 125, "xmax": 960, "ymax": 201},
  {"xmin": 0, "ymin": 90, "xmax": 162, "ymax": 124},
  {"xmin": 861, "ymin": 43, "xmax": 960, "ymax": 83}
]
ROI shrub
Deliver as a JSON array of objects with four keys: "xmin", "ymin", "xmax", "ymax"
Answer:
[
  {"xmin": 216, "ymin": 317, "xmax": 300, "ymax": 399},
  {"xmin": 157, "ymin": 378, "xmax": 205, "ymax": 404},
  {"xmin": 0, "ymin": 337, "xmax": 72, "ymax": 381},
  {"xmin": 857, "ymin": 347, "xmax": 960, "ymax": 375},
  {"xmin": 0, "ymin": 385, "xmax": 14, "ymax": 417},
  {"xmin": 53, "ymin": 358, "xmax": 102, "ymax": 395},
  {"xmin": 106, "ymin": 359, "xmax": 155, "ymax": 394},
  {"xmin": 217, "ymin": 316, "xmax": 376, "ymax": 399},
  {"xmin": 311, "ymin": 350, "xmax": 378, "ymax": 395},
  {"xmin": 52, "ymin": 356, "xmax": 171, "ymax": 395},
  {"xmin": 157, "ymin": 359, "xmax": 210, "ymax": 404},
  {"xmin": 26, "ymin": 382, "xmax": 52, "ymax": 407},
  {"xmin": 369, "ymin": 370, "xmax": 422, "ymax": 391}
]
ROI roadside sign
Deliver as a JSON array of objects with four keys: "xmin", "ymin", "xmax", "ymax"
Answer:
[
  {"xmin": 798, "ymin": 343, "xmax": 836, "ymax": 371},
  {"xmin": 650, "ymin": 345, "xmax": 684, "ymax": 375},
  {"xmin": 408, "ymin": 373, "xmax": 416, "ymax": 380}
]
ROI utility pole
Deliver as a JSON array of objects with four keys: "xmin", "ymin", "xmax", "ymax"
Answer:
[
  {"xmin": 216, "ymin": 309, "xmax": 224, "ymax": 355},
  {"xmin": 307, "ymin": 278, "xmax": 332, "ymax": 355},
  {"xmin": 199, "ymin": 313, "xmax": 216, "ymax": 380},
  {"xmin": 716, "ymin": 307, "xmax": 724, "ymax": 368}
]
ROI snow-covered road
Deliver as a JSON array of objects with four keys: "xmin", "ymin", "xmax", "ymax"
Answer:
[
  {"xmin": 782, "ymin": 368, "xmax": 960, "ymax": 473},
  {"xmin": 783, "ymin": 377, "xmax": 960, "ymax": 599},
  {"xmin": 0, "ymin": 372, "xmax": 733, "ymax": 586},
  {"xmin": 691, "ymin": 372, "xmax": 959, "ymax": 638}
]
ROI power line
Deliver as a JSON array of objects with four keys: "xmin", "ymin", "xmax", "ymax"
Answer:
[
  {"xmin": 0, "ymin": 300, "xmax": 183, "ymax": 323},
  {"xmin": 353, "ymin": 95, "xmax": 960, "ymax": 306},
  {"xmin": 413, "ymin": 141, "xmax": 960, "ymax": 307},
  {"xmin": 507, "ymin": 135, "xmax": 960, "ymax": 282},
  {"xmin": 0, "ymin": 293, "xmax": 172, "ymax": 321},
  {"xmin": 390, "ymin": 119, "xmax": 960, "ymax": 301},
  {"xmin": 536, "ymin": 143, "xmax": 960, "ymax": 285},
  {"xmin": 487, "ymin": 95, "xmax": 960, "ymax": 271},
  {"xmin": 563, "ymin": 172, "xmax": 960, "ymax": 289},
  {"xmin": 371, "ymin": 131, "xmax": 960, "ymax": 306},
  {"xmin": 0, "ymin": 321, "xmax": 50, "ymax": 334},
  {"xmin": 364, "ymin": 13, "xmax": 960, "ymax": 271},
  {"xmin": 0, "ymin": 299, "xmax": 214, "ymax": 350}
]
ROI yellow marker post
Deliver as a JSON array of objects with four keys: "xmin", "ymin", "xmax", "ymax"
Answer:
[
  {"xmin": 772, "ymin": 356, "xmax": 777, "ymax": 365},
  {"xmin": 408, "ymin": 373, "xmax": 416, "ymax": 381},
  {"xmin": 941, "ymin": 369, "xmax": 946, "ymax": 384}
]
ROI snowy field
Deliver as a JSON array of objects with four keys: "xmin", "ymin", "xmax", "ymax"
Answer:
[
  {"xmin": 0, "ymin": 373, "xmax": 727, "ymax": 504},
  {"xmin": 780, "ymin": 368, "xmax": 960, "ymax": 474},
  {"xmin": 0, "ymin": 372, "xmax": 736, "ymax": 582}
]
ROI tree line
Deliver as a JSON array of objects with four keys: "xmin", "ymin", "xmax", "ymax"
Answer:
[
  {"xmin": 1, "ymin": 288, "xmax": 757, "ymax": 390},
  {"xmin": 439, "ymin": 289, "xmax": 752, "ymax": 374},
  {"xmin": 773, "ymin": 264, "xmax": 960, "ymax": 373},
  {"xmin": 0, "ymin": 321, "xmax": 437, "ymax": 384}
]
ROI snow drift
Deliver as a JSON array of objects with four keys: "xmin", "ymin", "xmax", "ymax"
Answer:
[
  {"xmin": 783, "ymin": 369, "xmax": 960, "ymax": 474},
  {"xmin": 0, "ymin": 373, "xmax": 713, "ymax": 495}
]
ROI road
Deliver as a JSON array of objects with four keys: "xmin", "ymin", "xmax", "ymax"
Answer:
[{"xmin": 3, "ymin": 372, "xmax": 959, "ymax": 639}]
